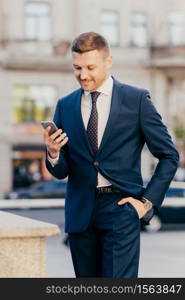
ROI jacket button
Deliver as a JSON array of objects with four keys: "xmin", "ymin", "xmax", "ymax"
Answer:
[{"xmin": 94, "ymin": 161, "xmax": 99, "ymax": 166}]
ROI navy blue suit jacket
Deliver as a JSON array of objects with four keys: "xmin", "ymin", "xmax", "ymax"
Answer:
[{"xmin": 46, "ymin": 77, "xmax": 179, "ymax": 233}]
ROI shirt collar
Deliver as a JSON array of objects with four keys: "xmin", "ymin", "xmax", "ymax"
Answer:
[{"xmin": 84, "ymin": 75, "xmax": 113, "ymax": 97}]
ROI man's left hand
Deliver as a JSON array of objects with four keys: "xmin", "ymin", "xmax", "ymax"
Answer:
[{"xmin": 118, "ymin": 197, "xmax": 148, "ymax": 219}]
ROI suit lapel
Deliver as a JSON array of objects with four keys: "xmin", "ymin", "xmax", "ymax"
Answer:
[{"xmin": 97, "ymin": 78, "xmax": 123, "ymax": 157}]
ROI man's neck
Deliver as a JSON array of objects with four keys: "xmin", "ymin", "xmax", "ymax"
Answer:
[{"xmin": 95, "ymin": 74, "xmax": 110, "ymax": 91}]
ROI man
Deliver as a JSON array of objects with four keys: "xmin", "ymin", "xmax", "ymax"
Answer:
[{"xmin": 44, "ymin": 32, "xmax": 179, "ymax": 278}]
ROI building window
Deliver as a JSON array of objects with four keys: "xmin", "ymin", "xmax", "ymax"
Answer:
[
  {"xmin": 13, "ymin": 85, "xmax": 57, "ymax": 123},
  {"xmin": 168, "ymin": 12, "xmax": 185, "ymax": 46},
  {"xmin": 129, "ymin": 11, "xmax": 148, "ymax": 47},
  {"xmin": 100, "ymin": 10, "xmax": 120, "ymax": 46},
  {"xmin": 24, "ymin": 2, "xmax": 51, "ymax": 40}
]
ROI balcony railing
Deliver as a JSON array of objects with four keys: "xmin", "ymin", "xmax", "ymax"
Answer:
[{"xmin": 0, "ymin": 39, "xmax": 72, "ymax": 71}]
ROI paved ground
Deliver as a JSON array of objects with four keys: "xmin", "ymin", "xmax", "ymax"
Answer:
[{"xmin": 4, "ymin": 207, "xmax": 185, "ymax": 278}]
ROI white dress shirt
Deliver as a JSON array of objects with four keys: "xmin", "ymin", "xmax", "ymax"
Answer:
[{"xmin": 48, "ymin": 75, "xmax": 113, "ymax": 187}]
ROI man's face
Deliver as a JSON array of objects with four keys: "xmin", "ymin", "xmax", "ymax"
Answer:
[{"xmin": 72, "ymin": 49, "xmax": 112, "ymax": 91}]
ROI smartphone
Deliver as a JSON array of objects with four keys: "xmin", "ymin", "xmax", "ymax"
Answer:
[{"xmin": 41, "ymin": 121, "xmax": 58, "ymax": 135}]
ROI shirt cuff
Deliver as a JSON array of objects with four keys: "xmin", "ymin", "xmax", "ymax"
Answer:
[{"xmin": 47, "ymin": 150, "xmax": 59, "ymax": 167}]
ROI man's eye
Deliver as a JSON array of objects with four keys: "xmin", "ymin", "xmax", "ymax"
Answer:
[{"xmin": 88, "ymin": 67, "xmax": 95, "ymax": 70}]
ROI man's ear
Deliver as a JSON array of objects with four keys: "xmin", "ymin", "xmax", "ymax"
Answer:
[{"xmin": 106, "ymin": 55, "xmax": 113, "ymax": 69}]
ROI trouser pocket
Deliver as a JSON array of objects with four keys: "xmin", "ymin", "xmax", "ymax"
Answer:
[{"xmin": 124, "ymin": 202, "xmax": 140, "ymax": 219}]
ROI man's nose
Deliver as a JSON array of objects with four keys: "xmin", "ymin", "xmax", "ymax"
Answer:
[{"xmin": 79, "ymin": 69, "xmax": 88, "ymax": 80}]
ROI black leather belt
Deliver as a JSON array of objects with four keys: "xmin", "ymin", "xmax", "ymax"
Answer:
[{"xmin": 96, "ymin": 185, "xmax": 121, "ymax": 194}]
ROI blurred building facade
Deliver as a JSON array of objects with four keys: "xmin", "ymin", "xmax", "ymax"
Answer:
[{"xmin": 0, "ymin": 0, "xmax": 185, "ymax": 196}]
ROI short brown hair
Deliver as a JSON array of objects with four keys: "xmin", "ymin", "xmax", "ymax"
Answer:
[{"xmin": 71, "ymin": 32, "xmax": 110, "ymax": 55}]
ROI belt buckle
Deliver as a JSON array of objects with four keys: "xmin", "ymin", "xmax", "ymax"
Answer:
[
  {"xmin": 96, "ymin": 186, "xmax": 113, "ymax": 194},
  {"xmin": 97, "ymin": 187, "xmax": 103, "ymax": 194},
  {"xmin": 105, "ymin": 187, "xmax": 111, "ymax": 193},
  {"xmin": 108, "ymin": 187, "xmax": 112, "ymax": 193}
]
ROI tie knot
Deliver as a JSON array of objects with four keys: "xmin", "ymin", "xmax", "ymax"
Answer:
[{"xmin": 90, "ymin": 91, "xmax": 100, "ymax": 103}]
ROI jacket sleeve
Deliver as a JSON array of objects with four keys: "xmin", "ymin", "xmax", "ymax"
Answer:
[
  {"xmin": 45, "ymin": 99, "xmax": 69, "ymax": 179},
  {"xmin": 140, "ymin": 91, "xmax": 179, "ymax": 208}
]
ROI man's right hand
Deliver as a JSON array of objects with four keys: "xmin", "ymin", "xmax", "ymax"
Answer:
[{"xmin": 43, "ymin": 126, "xmax": 68, "ymax": 159}]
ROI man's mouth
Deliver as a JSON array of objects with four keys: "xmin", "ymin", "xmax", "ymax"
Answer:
[{"xmin": 80, "ymin": 80, "xmax": 91, "ymax": 85}]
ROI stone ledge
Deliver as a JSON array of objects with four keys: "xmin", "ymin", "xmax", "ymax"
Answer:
[
  {"xmin": 0, "ymin": 210, "xmax": 60, "ymax": 238},
  {"xmin": 0, "ymin": 210, "xmax": 61, "ymax": 277}
]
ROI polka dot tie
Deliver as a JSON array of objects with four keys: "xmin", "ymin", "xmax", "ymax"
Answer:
[{"xmin": 87, "ymin": 91, "xmax": 101, "ymax": 154}]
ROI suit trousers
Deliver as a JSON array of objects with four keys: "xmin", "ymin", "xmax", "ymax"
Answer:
[{"xmin": 68, "ymin": 191, "xmax": 141, "ymax": 278}]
